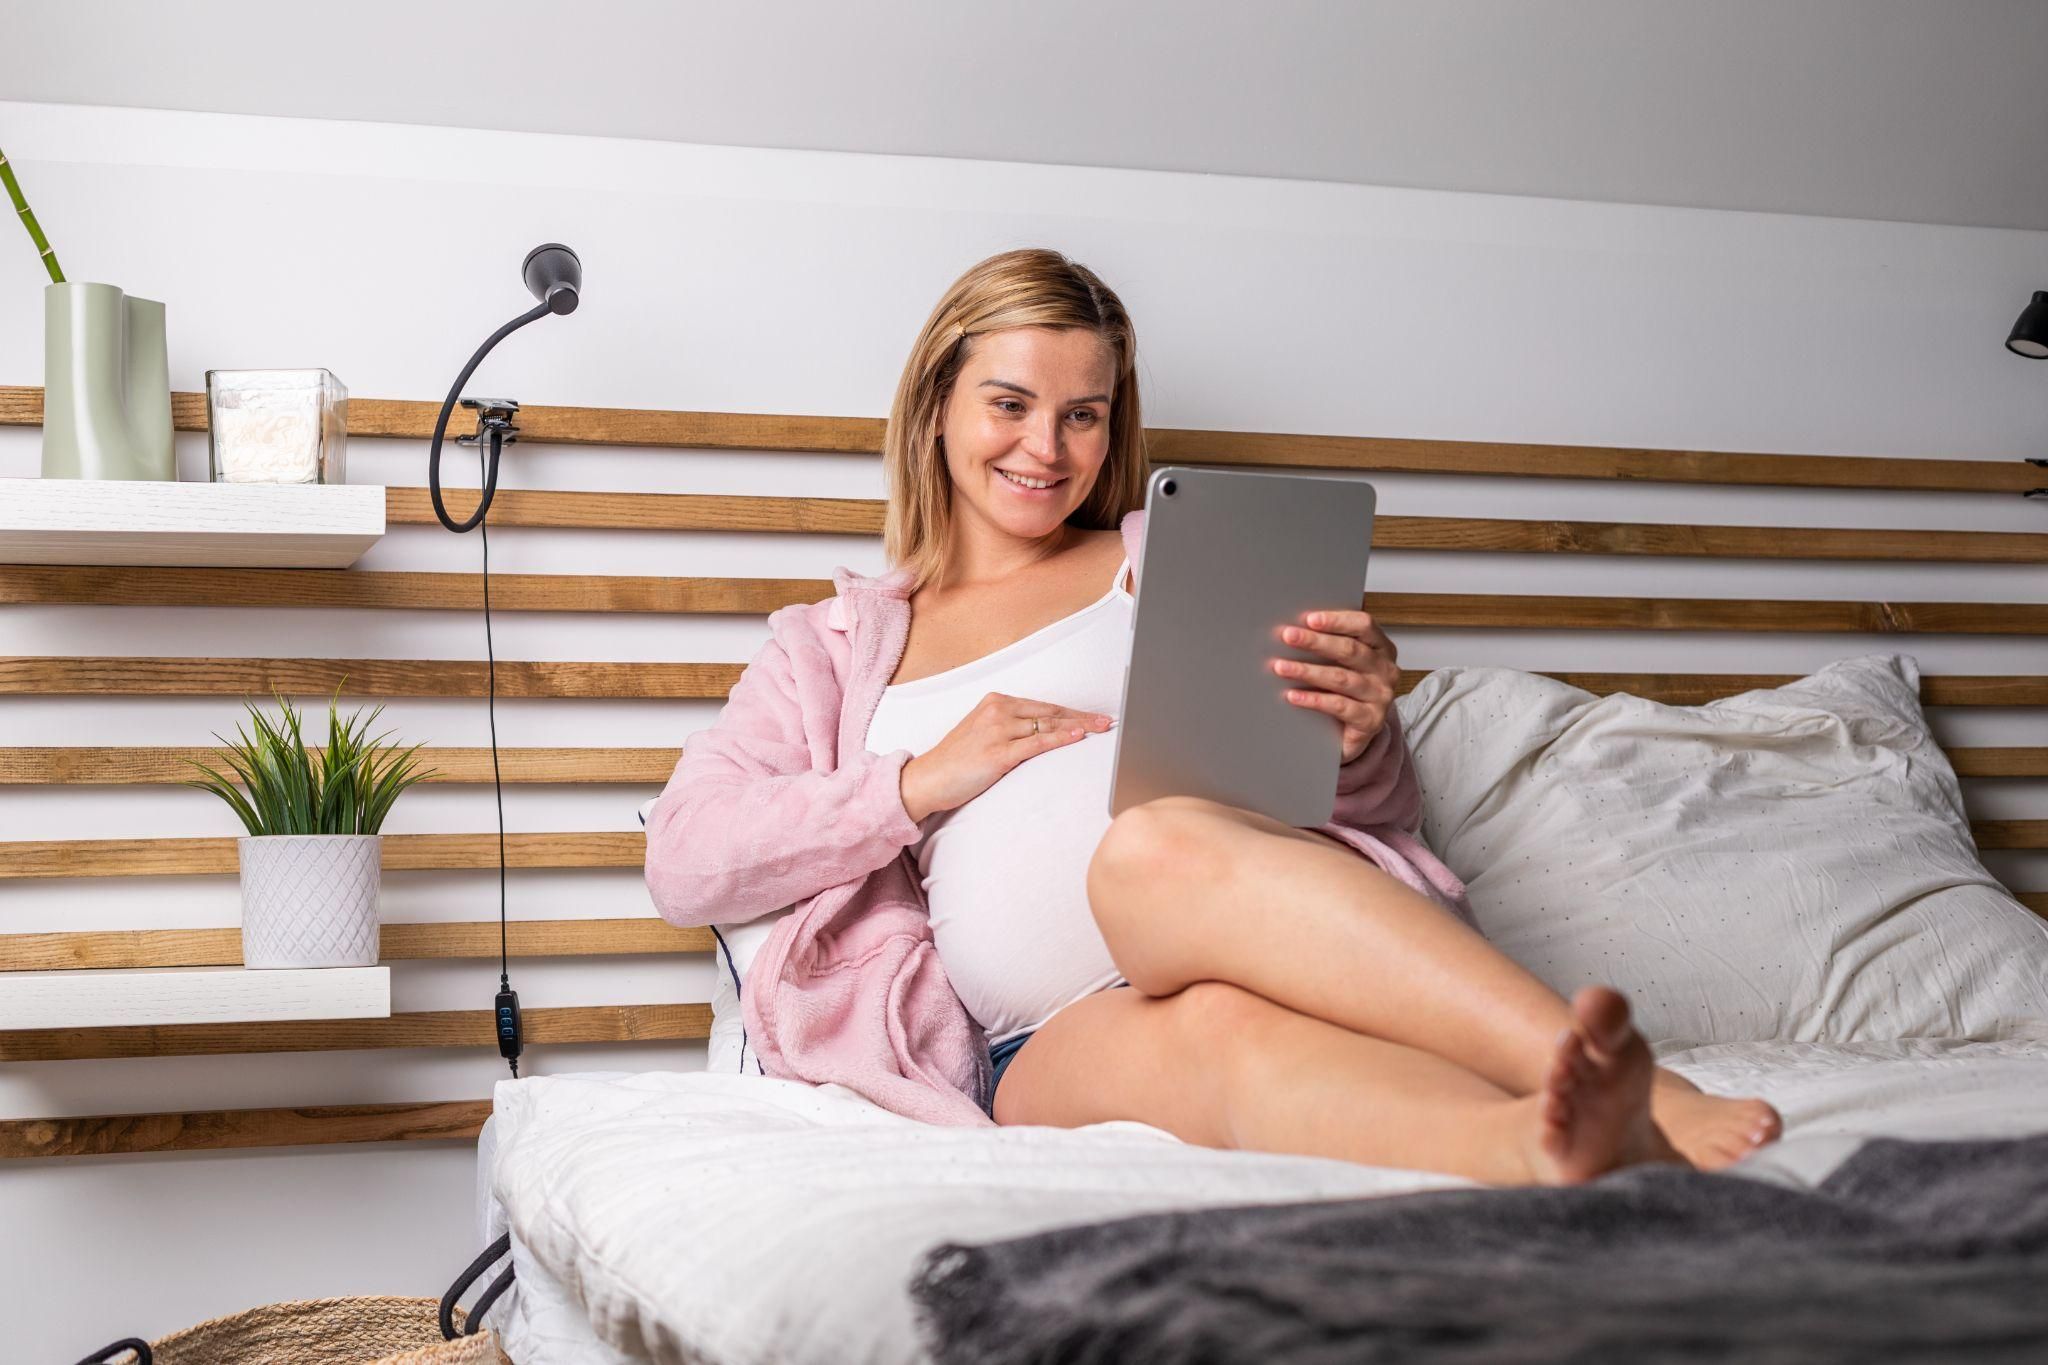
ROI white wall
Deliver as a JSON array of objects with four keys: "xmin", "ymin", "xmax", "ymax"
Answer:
[
  {"xmin": 7, "ymin": 1, "xmax": 2048, "ymax": 232},
  {"xmin": 1, "ymin": 99, "xmax": 2043, "ymax": 1359}
]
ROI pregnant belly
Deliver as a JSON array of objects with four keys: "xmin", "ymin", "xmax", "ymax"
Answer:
[{"xmin": 917, "ymin": 730, "xmax": 1127, "ymax": 1041}]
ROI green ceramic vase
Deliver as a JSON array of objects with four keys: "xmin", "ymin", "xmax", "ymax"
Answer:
[{"xmin": 40, "ymin": 281, "xmax": 175, "ymax": 480}]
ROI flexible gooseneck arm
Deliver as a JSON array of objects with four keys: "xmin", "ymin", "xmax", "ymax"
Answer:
[{"xmin": 426, "ymin": 299, "xmax": 552, "ymax": 533}]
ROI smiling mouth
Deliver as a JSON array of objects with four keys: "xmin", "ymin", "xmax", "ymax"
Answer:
[{"xmin": 996, "ymin": 468, "xmax": 1065, "ymax": 490}]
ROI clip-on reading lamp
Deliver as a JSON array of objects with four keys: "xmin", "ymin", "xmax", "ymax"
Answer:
[{"xmin": 425, "ymin": 242, "xmax": 583, "ymax": 1080}]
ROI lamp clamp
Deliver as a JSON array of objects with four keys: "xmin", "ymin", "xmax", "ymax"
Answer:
[{"xmin": 457, "ymin": 397, "xmax": 522, "ymax": 448}]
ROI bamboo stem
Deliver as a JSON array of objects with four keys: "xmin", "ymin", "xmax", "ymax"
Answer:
[{"xmin": 0, "ymin": 148, "xmax": 65, "ymax": 284}]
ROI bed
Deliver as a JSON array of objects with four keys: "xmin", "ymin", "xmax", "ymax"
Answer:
[
  {"xmin": 472, "ymin": 1040, "xmax": 2048, "ymax": 1363},
  {"xmin": 467, "ymin": 652, "xmax": 2048, "ymax": 1363}
]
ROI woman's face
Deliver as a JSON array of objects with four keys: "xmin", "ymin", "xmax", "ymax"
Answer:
[{"xmin": 937, "ymin": 325, "xmax": 1116, "ymax": 541}]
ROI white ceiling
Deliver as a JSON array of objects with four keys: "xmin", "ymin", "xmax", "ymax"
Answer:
[{"xmin": 3, "ymin": 0, "xmax": 2045, "ymax": 232}]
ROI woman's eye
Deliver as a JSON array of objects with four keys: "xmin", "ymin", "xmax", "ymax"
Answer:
[
  {"xmin": 995, "ymin": 399, "xmax": 1024, "ymax": 415},
  {"xmin": 1070, "ymin": 409, "xmax": 1100, "ymax": 425}
]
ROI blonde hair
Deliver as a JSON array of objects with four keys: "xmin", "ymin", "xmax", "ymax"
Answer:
[{"xmin": 882, "ymin": 248, "xmax": 1149, "ymax": 594}]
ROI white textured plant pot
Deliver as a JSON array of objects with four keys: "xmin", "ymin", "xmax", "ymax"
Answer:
[{"xmin": 237, "ymin": 834, "xmax": 382, "ymax": 969}]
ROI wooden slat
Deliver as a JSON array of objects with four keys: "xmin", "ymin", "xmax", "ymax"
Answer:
[
  {"xmin": 1, "ymin": 1099, "xmax": 495, "ymax": 1159},
  {"xmin": 340, "ymin": 394, "xmax": 883, "ymax": 454},
  {"xmin": 387, "ymin": 486, "xmax": 886, "ymax": 535},
  {"xmin": 1369, "ymin": 519, "xmax": 2048, "ymax": 565},
  {"xmin": 1368, "ymin": 523, "xmax": 2048, "ymax": 564},
  {"xmin": 0, "ymin": 386, "xmax": 882, "ymax": 456},
  {"xmin": 4, "ymin": 385, "xmax": 2036, "ymax": 493},
  {"xmin": 0, "ymin": 918, "xmax": 711, "ymax": 971},
  {"xmin": 0, "ymin": 656, "xmax": 738, "ymax": 697},
  {"xmin": 2022, "ymin": 893, "xmax": 2048, "ymax": 919},
  {"xmin": 8, "ymin": 743, "xmax": 2034, "ymax": 787},
  {"xmin": 0, "ymin": 1002, "xmax": 711, "ymax": 1062},
  {"xmin": 1948, "ymin": 748, "xmax": 2048, "ymax": 778},
  {"xmin": 0, "ymin": 831, "xmax": 643, "ymax": 878},
  {"xmin": 0, "ymin": 565, "xmax": 818, "ymax": 613},
  {"xmin": 1972, "ymin": 821, "xmax": 2048, "ymax": 851},
  {"xmin": 7, "ymin": 818, "xmax": 2039, "ymax": 884},
  {"xmin": 388, "ymin": 489, "xmax": 2048, "ymax": 565},
  {"xmin": 0, "ymin": 746, "xmax": 681, "ymax": 785},
  {"xmin": 6, "ymin": 566, "xmax": 2045, "ymax": 635},
  {"xmin": 1146, "ymin": 428, "xmax": 2045, "ymax": 495},
  {"xmin": 6, "ymin": 657, "xmax": 2047, "ymax": 706}
]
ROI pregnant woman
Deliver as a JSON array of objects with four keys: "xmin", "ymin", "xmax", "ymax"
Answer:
[{"xmin": 647, "ymin": 247, "xmax": 1782, "ymax": 1185}]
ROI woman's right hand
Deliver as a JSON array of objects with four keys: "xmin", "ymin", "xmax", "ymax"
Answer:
[{"xmin": 898, "ymin": 692, "xmax": 1115, "ymax": 823}]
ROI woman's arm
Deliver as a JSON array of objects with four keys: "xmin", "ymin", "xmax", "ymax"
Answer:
[
  {"xmin": 644, "ymin": 615, "xmax": 925, "ymax": 929},
  {"xmin": 1327, "ymin": 703, "xmax": 1425, "ymax": 835}
]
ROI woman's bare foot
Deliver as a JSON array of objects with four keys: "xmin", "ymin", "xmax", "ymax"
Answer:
[
  {"xmin": 1519, "ymin": 985, "xmax": 1689, "ymax": 1185},
  {"xmin": 1650, "ymin": 1083, "xmax": 1783, "ymax": 1171}
]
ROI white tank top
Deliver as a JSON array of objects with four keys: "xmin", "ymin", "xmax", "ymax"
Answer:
[{"xmin": 866, "ymin": 554, "xmax": 1135, "ymax": 1047}]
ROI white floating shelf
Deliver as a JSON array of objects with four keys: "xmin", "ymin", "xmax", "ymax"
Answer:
[
  {"xmin": 0, "ymin": 477, "xmax": 385, "ymax": 568},
  {"xmin": 0, "ymin": 965, "xmax": 391, "ymax": 1029}
]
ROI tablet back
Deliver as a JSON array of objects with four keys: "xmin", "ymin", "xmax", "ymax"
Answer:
[{"xmin": 1109, "ymin": 466, "xmax": 1378, "ymax": 826}]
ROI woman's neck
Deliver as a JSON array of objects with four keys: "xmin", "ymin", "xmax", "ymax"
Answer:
[{"xmin": 940, "ymin": 517, "xmax": 1076, "ymax": 591}]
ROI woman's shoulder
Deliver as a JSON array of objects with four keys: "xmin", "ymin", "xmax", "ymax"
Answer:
[
  {"xmin": 1116, "ymin": 508, "xmax": 1146, "ymax": 586},
  {"xmin": 763, "ymin": 595, "xmax": 842, "ymax": 646}
]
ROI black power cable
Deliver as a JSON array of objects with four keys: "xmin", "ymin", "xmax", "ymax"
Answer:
[{"xmin": 424, "ymin": 244, "xmax": 582, "ymax": 1082}]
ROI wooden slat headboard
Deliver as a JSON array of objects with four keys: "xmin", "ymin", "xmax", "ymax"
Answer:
[{"xmin": 2, "ymin": 382, "xmax": 2042, "ymax": 1159}]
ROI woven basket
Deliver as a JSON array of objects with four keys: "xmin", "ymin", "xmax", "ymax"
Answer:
[{"xmin": 92, "ymin": 1296, "xmax": 508, "ymax": 1365}]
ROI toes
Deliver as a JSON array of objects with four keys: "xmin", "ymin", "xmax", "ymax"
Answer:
[
  {"xmin": 1573, "ymin": 985, "xmax": 1633, "ymax": 1059},
  {"xmin": 1549, "ymin": 1029, "xmax": 1585, "ymax": 1092},
  {"xmin": 1540, "ymin": 1105, "xmax": 1570, "ymax": 1159}
]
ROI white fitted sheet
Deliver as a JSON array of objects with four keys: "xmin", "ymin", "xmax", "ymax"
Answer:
[{"xmin": 473, "ymin": 1038, "xmax": 2048, "ymax": 1365}]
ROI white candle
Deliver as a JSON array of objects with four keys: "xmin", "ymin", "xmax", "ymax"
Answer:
[{"xmin": 207, "ymin": 369, "xmax": 347, "ymax": 484}]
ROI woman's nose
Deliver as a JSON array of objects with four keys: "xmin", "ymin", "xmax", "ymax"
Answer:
[{"xmin": 1021, "ymin": 412, "xmax": 1061, "ymax": 461}]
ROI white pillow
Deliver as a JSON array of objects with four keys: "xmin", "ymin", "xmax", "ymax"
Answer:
[
  {"xmin": 639, "ymin": 797, "xmax": 776, "ymax": 1074},
  {"xmin": 1394, "ymin": 653, "xmax": 2048, "ymax": 1047}
]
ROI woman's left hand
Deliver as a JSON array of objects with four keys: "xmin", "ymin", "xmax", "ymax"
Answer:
[{"xmin": 1269, "ymin": 608, "xmax": 1401, "ymax": 765}]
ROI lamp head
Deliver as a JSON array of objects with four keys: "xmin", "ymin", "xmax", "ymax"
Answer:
[
  {"xmin": 523, "ymin": 243, "xmax": 582, "ymax": 316},
  {"xmin": 2007, "ymin": 289, "xmax": 2048, "ymax": 359}
]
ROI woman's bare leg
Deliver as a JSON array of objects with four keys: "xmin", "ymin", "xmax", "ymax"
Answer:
[
  {"xmin": 1085, "ymin": 795, "xmax": 1780, "ymax": 1168},
  {"xmin": 994, "ymin": 974, "xmax": 1682, "ymax": 1186}
]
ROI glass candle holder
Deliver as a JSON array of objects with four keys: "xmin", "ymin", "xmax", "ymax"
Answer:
[{"xmin": 206, "ymin": 368, "xmax": 349, "ymax": 484}]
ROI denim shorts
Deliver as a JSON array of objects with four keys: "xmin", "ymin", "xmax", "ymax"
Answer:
[{"xmin": 985, "ymin": 982, "xmax": 1133, "ymax": 1118}]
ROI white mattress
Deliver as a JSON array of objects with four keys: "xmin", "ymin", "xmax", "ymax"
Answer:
[{"xmin": 474, "ymin": 1038, "xmax": 2048, "ymax": 1365}]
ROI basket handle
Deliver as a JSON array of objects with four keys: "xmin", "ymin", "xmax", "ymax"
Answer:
[
  {"xmin": 73, "ymin": 1339, "xmax": 150, "ymax": 1365},
  {"xmin": 440, "ymin": 1230, "xmax": 516, "ymax": 1340}
]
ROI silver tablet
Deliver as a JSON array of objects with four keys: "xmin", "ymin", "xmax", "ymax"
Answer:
[{"xmin": 1108, "ymin": 466, "xmax": 1379, "ymax": 826}]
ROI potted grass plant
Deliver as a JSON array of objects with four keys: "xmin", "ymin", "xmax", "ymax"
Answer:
[{"xmin": 183, "ymin": 692, "xmax": 435, "ymax": 969}]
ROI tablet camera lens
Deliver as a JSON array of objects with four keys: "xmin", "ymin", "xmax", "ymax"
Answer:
[{"xmin": 1161, "ymin": 479, "xmax": 1176, "ymax": 496}]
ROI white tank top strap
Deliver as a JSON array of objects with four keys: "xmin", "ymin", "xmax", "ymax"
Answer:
[{"xmin": 881, "ymin": 552, "xmax": 1131, "ymax": 698}]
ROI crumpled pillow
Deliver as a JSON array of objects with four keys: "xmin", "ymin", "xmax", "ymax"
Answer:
[{"xmin": 1393, "ymin": 653, "xmax": 2048, "ymax": 1046}]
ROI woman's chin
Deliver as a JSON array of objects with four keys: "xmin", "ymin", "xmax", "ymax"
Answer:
[{"xmin": 980, "ymin": 500, "xmax": 1070, "ymax": 534}]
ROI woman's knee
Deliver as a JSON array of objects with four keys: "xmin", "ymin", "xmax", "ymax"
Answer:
[
  {"xmin": 1087, "ymin": 797, "xmax": 1235, "ymax": 925},
  {"xmin": 1087, "ymin": 799, "xmax": 1253, "ymax": 995}
]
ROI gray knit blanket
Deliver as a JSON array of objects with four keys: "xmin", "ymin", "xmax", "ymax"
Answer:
[{"xmin": 908, "ymin": 1133, "xmax": 2048, "ymax": 1364}]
